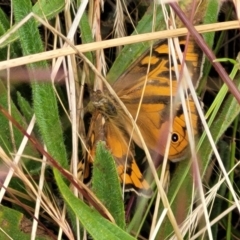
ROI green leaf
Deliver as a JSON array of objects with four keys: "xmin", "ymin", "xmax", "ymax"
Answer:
[
  {"xmin": 79, "ymin": 12, "xmax": 94, "ymax": 83},
  {"xmin": 0, "ymin": 205, "xmax": 51, "ymax": 240},
  {"xmin": 17, "ymin": 91, "xmax": 34, "ymax": 124},
  {"xmin": 0, "ymin": 81, "xmax": 37, "ymax": 157},
  {"xmin": 12, "ymin": 0, "xmax": 68, "ymax": 168},
  {"xmin": 92, "ymin": 142, "xmax": 125, "ymax": 230},
  {"xmin": 55, "ymin": 170, "xmax": 135, "ymax": 240},
  {"xmin": 79, "ymin": 12, "xmax": 94, "ymax": 62},
  {"xmin": 0, "ymin": 0, "xmax": 65, "ymax": 49},
  {"xmin": 32, "ymin": 0, "xmax": 65, "ymax": 20}
]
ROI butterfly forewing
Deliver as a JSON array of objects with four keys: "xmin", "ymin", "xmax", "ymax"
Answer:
[
  {"xmin": 113, "ymin": 37, "xmax": 202, "ymax": 95},
  {"xmin": 112, "ymin": 37, "xmax": 202, "ymax": 161}
]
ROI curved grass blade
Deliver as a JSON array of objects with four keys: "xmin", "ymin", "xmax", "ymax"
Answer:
[{"xmin": 56, "ymin": 170, "xmax": 135, "ymax": 240}]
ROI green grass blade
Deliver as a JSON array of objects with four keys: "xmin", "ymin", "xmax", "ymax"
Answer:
[
  {"xmin": 92, "ymin": 142, "xmax": 125, "ymax": 230},
  {"xmin": 199, "ymin": 75, "xmax": 240, "ymax": 172}
]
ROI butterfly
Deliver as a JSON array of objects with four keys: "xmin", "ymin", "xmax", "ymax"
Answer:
[{"xmin": 80, "ymin": 37, "xmax": 202, "ymax": 197}]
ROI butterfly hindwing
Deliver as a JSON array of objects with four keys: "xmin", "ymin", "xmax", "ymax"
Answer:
[{"xmin": 85, "ymin": 111, "xmax": 152, "ymax": 197}]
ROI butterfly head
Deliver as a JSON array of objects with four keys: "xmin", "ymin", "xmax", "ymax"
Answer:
[{"xmin": 92, "ymin": 90, "xmax": 117, "ymax": 117}]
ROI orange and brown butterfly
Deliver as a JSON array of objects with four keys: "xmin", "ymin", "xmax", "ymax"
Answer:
[{"xmin": 80, "ymin": 36, "xmax": 203, "ymax": 197}]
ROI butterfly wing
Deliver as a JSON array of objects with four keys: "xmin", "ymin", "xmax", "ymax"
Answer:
[
  {"xmin": 154, "ymin": 96, "xmax": 200, "ymax": 160},
  {"xmin": 112, "ymin": 37, "xmax": 202, "ymax": 160},
  {"xmin": 113, "ymin": 37, "xmax": 202, "ymax": 94},
  {"xmin": 85, "ymin": 111, "xmax": 152, "ymax": 197}
]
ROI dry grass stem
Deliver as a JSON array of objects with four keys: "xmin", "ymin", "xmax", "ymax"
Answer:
[{"xmin": 0, "ymin": 21, "xmax": 239, "ymax": 71}]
